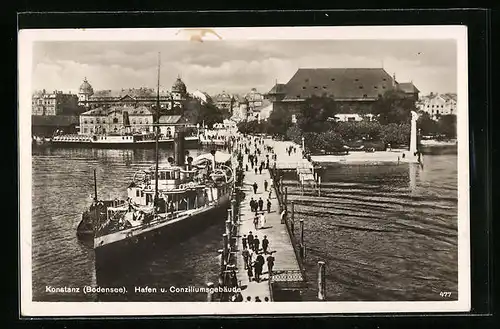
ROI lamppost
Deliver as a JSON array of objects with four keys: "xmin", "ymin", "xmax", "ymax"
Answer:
[{"xmin": 301, "ymin": 136, "xmax": 305, "ymax": 152}]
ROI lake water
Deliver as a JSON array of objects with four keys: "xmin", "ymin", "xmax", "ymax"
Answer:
[
  {"xmin": 31, "ymin": 147, "xmax": 458, "ymax": 301},
  {"xmin": 285, "ymin": 154, "xmax": 458, "ymax": 301}
]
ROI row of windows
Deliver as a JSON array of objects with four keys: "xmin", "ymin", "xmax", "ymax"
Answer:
[
  {"xmin": 304, "ymin": 78, "xmax": 388, "ymax": 83},
  {"xmin": 431, "ymin": 108, "xmax": 455, "ymax": 113},
  {"xmin": 301, "ymin": 85, "xmax": 387, "ymax": 90},
  {"xmin": 82, "ymin": 119, "xmax": 150, "ymax": 124},
  {"xmin": 296, "ymin": 93, "xmax": 371, "ymax": 98},
  {"xmin": 426, "ymin": 104, "xmax": 452, "ymax": 108}
]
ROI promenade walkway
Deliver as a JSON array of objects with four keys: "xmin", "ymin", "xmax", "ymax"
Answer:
[
  {"xmin": 235, "ymin": 147, "xmax": 302, "ymax": 302},
  {"xmin": 263, "ymin": 139, "xmax": 312, "ymax": 170}
]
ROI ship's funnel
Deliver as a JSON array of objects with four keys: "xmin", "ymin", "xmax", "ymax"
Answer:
[{"xmin": 174, "ymin": 130, "xmax": 185, "ymax": 166}]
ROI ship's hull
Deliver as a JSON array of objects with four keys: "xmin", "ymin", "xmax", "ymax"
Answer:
[
  {"xmin": 94, "ymin": 195, "xmax": 231, "ymax": 279},
  {"xmin": 49, "ymin": 137, "xmax": 200, "ymax": 149}
]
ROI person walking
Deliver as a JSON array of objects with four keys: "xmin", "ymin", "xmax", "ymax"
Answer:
[
  {"xmin": 259, "ymin": 212, "xmax": 266, "ymax": 229},
  {"xmin": 262, "ymin": 235, "xmax": 269, "ymax": 254},
  {"xmin": 253, "ymin": 214, "xmax": 259, "ymax": 230},
  {"xmin": 252, "ymin": 182, "xmax": 258, "ymax": 194},
  {"xmin": 280, "ymin": 209, "xmax": 287, "ymax": 224},
  {"xmin": 258, "ymin": 197, "xmax": 264, "ymax": 212},
  {"xmin": 242, "ymin": 247, "xmax": 250, "ymax": 270},
  {"xmin": 266, "ymin": 199, "xmax": 271, "ymax": 213},
  {"xmin": 266, "ymin": 254, "xmax": 275, "ymax": 276},
  {"xmin": 247, "ymin": 263, "xmax": 253, "ymax": 282},
  {"xmin": 264, "ymin": 180, "xmax": 268, "ymax": 191},
  {"xmin": 259, "ymin": 166, "xmax": 262, "ymax": 175},
  {"xmin": 242, "ymin": 234, "xmax": 248, "ymax": 250},
  {"xmin": 247, "ymin": 232, "xmax": 254, "ymax": 251},
  {"xmin": 253, "ymin": 235, "xmax": 260, "ymax": 253},
  {"xmin": 245, "ymin": 164, "xmax": 248, "ymax": 172},
  {"xmin": 254, "ymin": 167, "xmax": 258, "ymax": 175},
  {"xmin": 249, "ymin": 197, "xmax": 255, "ymax": 212}
]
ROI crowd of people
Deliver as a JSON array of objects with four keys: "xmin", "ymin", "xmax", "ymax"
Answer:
[{"xmin": 225, "ymin": 133, "xmax": 305, "ymax": 302}]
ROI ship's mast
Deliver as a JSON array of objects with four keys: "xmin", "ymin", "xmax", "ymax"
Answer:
[
  {"xmin": 93, "ymin": 169, "xmax": 98, "ymax": 202},
  {"xmin": 154, "ymin": 52, "xmax": 160, "ymax": 208}
]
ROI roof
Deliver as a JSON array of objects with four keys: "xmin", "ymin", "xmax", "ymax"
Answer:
[
  {"xmin": 213, "ymin": 92, "xmax": 233, "ymax": 102},
  {"xmin": 397, "ymin": 82, "xmax": 420, "ymax": 94},
  {"xmin": 267, "ymin": 83, "xmax": 287, "ymax": 94},
  {"xmin": 158, "ymin": 115, "xmax": 189, "ymax": 124},
  {"xmin": 90, "ymin": 88, "xmax": 171, "ymax": 100},
  {"xmin": 440, "ymin": 93, "xmax": 457, "ymax": 102},
  {"xmin": 32, "ymin": 115, "xmax": 79, "ymax": 127},
  {"xmin": 192, "ymin": 151, "xmax": 231, "ymax": 165},
  {"xmin": 81, "ymin": 106, "xmax": 153, "ymax": 116},
  {"xmin": 282, "ymin": 68, "xmax": 396, "ymax": 101}
]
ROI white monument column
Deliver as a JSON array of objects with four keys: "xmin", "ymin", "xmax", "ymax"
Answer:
[{"xmin": 409, "ymin": 111, "xmax": 418, "ymax": 155}]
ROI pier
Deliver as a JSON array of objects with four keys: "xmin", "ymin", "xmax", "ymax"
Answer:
[{"xmin": 235, "ymin": 154, "xmax": 305, "ymax": 301}]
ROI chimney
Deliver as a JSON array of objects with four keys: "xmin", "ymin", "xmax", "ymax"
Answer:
[{"xmin": 174, "ymin": 130, "xmax": 185, "ymax": 166}]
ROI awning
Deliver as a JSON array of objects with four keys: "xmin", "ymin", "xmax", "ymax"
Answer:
[{"xmin": 192, "ymin": 151, "xmax": 231, "ymax": 165}]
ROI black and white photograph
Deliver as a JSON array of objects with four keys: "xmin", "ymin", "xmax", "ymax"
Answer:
[{"xmin": 19, "ymin": 26, "xmax": 469, "ymax": 316}]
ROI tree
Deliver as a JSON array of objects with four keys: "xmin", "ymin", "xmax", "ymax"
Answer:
[
  {"xmin": 317, "ymin": 131, "xmax": 345, "ymax": 151},
  {"xmin": 437, "ymin": 114, "xmax": 456, "ymax": 139},
  {"xmin": 267, "ymin": 105, "xmax": 292, "ymax": 136},
  {"xmin": 333, "ymin": 121, "xmax": 383, "ymax": 142},
  {"xmin": 417, "ymin": 112, "xmax": 439, "ymax": 136},
  {"xmin": 372, "ymin": 90, "xmax": 416, "ymax": 125},
  {"xmin": 296, "ymin": 95, "xmax": 338, "ymax": 133},
  {"xmin": 285, "ymin": 125, "xmax": 303, "ymax": 144},
  {"xmin": 380, "ymin": 123, "xmax": 410, "ymax": 146}
]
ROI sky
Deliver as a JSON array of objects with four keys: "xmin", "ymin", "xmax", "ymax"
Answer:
[{"xmin": 31, "ymin": 39, "xmax": 457, "ymax": 96}]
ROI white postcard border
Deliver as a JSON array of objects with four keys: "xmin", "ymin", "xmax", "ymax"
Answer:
[{"xmin": 19, "ymin": 25, "xmax": 470, "ymax": 316}]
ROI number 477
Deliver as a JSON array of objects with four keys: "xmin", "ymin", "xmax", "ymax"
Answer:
[{"xmin": 440, "ymin": 292, "xmax": 452, "ymax": 297}]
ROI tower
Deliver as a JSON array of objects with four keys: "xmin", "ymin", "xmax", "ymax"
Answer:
[
  {"xmin": 78, "ymin": 77, "xmax": 94, "ymax": 107},
  {"xmin": 171, "ymin": 75, "xmax": 187, "ymax": 109}
]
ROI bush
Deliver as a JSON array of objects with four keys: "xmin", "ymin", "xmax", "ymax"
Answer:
[
  {"xmin": 285, "ymin": 125, "xmax": 303, "ymax": 144},
  {"xmin": 317, "ymin": 131, "xmax": 345, "ymax": 151},
  {"xmin": 380, "ymin": 123, "xmax": 410, "ymax": 146}
]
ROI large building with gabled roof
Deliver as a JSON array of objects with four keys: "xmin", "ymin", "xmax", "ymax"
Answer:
[{"xmin": 265, "ymin": 68, "xmax": 419, "ymax": 121}]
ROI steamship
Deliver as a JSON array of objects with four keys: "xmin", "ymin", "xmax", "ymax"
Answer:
[
  {"xmin": 50, "ymin": 132, "xmax": 200, "ymax": 148},
  {"xmin": 84, "ymin": 131, "xmax": 234, "ymax": 272}
]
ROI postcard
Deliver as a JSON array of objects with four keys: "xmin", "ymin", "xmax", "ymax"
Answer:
[{"xmin": 19, "ymin": 25, "xmax": 469, "ymax": 316}]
